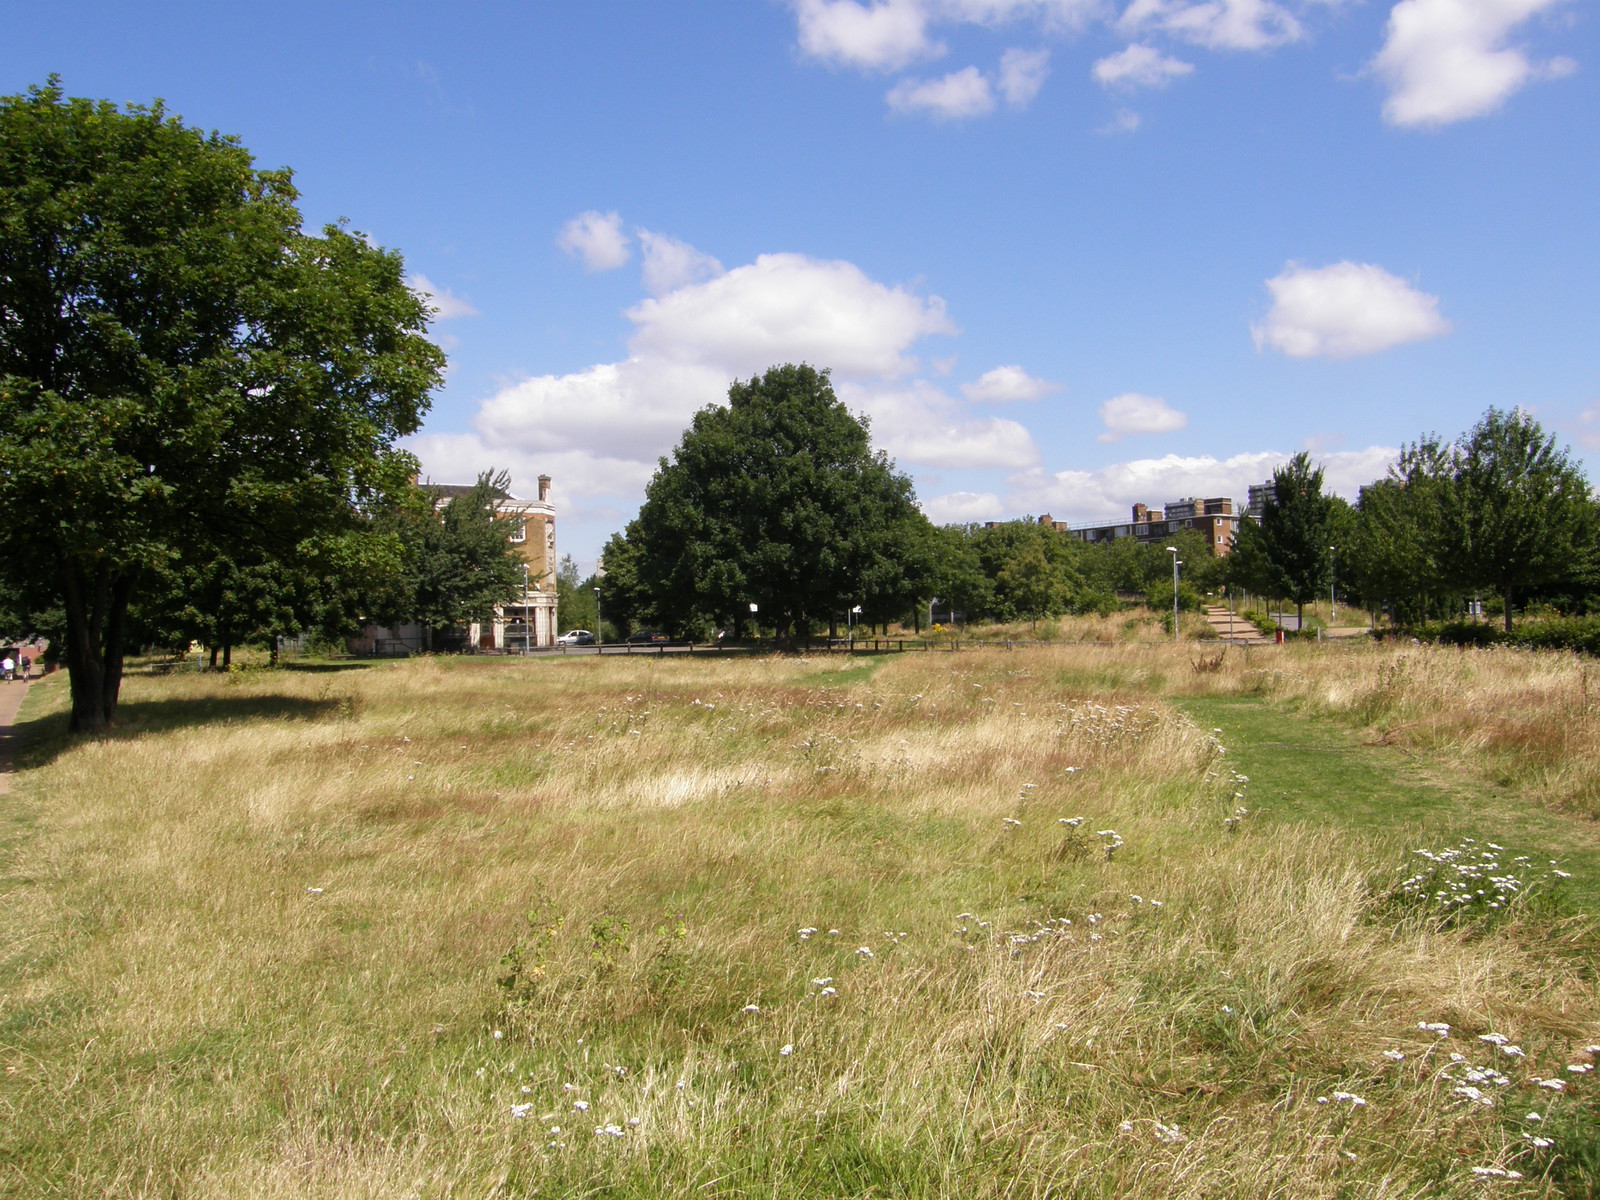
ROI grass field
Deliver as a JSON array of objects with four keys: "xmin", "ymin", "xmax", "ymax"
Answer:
[{"xmin": 2, "ymin": 641, "xmax": 1598, "ymax": 1198}]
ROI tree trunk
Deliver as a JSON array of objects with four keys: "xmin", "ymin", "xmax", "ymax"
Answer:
[
  {"xmin": 209, "ymin": 646, "xmax": 219, "ymax": 669},
  {"xmin": 58, "ymin": 556, "xmax": 122, "ymax": 733},
  {"xmin": 1503, "ymin": 587, "xmax": 1514, "ymax": 634}
]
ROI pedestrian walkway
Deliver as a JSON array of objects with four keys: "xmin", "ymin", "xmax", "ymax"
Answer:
[
  {"xmin": 1203, "ymin": 605, "xmax": 1273, "ymax": 645},
  {"xmin": 0, "ymin": 671, "xmax": 30, "ymax": 795}
]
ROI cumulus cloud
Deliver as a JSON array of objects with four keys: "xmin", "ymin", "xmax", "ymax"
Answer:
[
  {"xmin": 1092, "ymin": 42, "xmax": 1195, "ymax": 88},
  {"xmin": 418, "ymin": 243, "xmax": 962, "ymax": 523},
  {"xmin": 638, "ymin": 230, "xmax": 724, "ymax": 296},
  {"xmin": 1252, "ymin": 261, "xmax": 1451, "ymax": 358},
  {"xmin": 1372, "ymin": 0, "xmax": 1576, "ymax": 128},
  {"xmin": 408, "ymin": 274, "xmax": 480, "ymax": 320},
  {"xmin": 628, "ymin": 253, "xmax": 956, "ymax": 377},
  {"xmin": 998, "ymin": 47, "xmax": 1052, "ymax": 104},
  {"xmin": 921, "ymin": 490, "xmax": 1005, "ymax": 524},
  {"xmin": 843, "ymin": 379, "xmax": 1041, "ymax": 469},
  {"xmin": 795, "ymin": 0, "xmax": 943, "ymax": 69},
  {"xmin": 1575, "ymin": 401, "xmax": 1600, "ymax": 451},
  {"xmin": 1007, "ymin": 445, "xmax": 1399, "ymax": 521},
  {"xmin": 1097, "ymin": 393, "xmax": 1188, "ymax": 442},
  {"xmin": 961, "ymin": 364, "xmax": 1060, "ymax": 402},
  {"xmin": 557, "ymin": 210, "xmax": 631, "ymax": 271},
  {"xmin": 887, "ymin": 66, "xmax": 998, "ymax": 116},
  {"xmin": 1117, "ymin": 0, "xmax": 1302, "ymax": 49}
]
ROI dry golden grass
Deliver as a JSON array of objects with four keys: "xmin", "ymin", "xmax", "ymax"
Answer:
[{"xmin": 1, "ymin": 645, "xmax": 1597, "ymax": 1198}]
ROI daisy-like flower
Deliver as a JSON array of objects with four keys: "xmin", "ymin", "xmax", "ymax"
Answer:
[
  {"xmin": 741, "ymin": 1004, "xmax": 761, "ymax": 1014},
  {"xmin": 573, "ymin": 1099, "xmax": 590, "ymax": 1111},
  {"xmin": 510, "ymin": 1104, "xmax": 533, "ymax": 1118},
  {"xmin": 779, "ymin": 1044, "xmax": 794, "ymax": 1057},
  {"xmin": 1382, "ymin": 1050, "xmax": 1405, "ymax": 1062}
]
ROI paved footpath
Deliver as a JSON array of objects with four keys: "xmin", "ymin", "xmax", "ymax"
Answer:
[{"xmin": 0, "ymin": 672, "xmax": 31, "ymax": 796}]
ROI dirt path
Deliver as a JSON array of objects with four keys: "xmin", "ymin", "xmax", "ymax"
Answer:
[{"xmin": 0, "ymin": 671, "xmax": 30, "ymax": 795}]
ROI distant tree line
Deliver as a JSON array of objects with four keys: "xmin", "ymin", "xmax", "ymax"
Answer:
[{"xmin": 597, "ymin": 370, "xmax": 1598, "ymax": 642}]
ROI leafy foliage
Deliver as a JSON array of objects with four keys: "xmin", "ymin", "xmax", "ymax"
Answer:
[
  {"xmin": 619, "ymin": 364, "xmax": 935, "ymax": 640},
  {"xmin": 0, "ymin": 80, "xmax": 440, "ymax": 727}
]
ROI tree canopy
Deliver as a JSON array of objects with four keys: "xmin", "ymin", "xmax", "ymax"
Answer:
[
  {"xmin": 619, "ymin": 364, "xmax": 935, "ymax": 641},
  {"xmin": 1259, "ymin": 451, "xmax": 1335, "ymax": 626},
  {"xmin": 0, "ymin": 80, "xmax": 442, "ymax": 728}
]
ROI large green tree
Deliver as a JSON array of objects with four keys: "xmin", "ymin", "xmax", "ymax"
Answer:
[
  {"xmin": 623, "ymin": 364, "xmax": 934, "ymax": 642},
  {"xmin": 0, "ymin": 81, "xmax": 441, "ymax": 728},
  {"xmin": 1438, "ymin": 407, "xmax": 1596, "ymax": 632},
  {"xmin": 1260, "ymin": 452, "xmax": 1335, "ymax": 628}
]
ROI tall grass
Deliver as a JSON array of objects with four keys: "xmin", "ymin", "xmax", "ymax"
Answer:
[{"xmin": 2, "ymin": 647, "xmax": 1596, "ymax": 1198}]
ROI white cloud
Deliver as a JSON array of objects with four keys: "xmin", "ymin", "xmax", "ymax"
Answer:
[
  {"xmin": 557, "ymin": 210, "xmax": 632, "ymax": 272},
  {"xmin": 408, "ymin": 274, "xmax": 480, "ymax": 320},
  {"xmin": 921, "ymin": 490, "xmax": 1005, "ymax": 523},
  {"xmin": 628, "ymin": 253, "xmax": 956, "ymax": 378},
  {"xmin": 1097, "ymin": 393, "xmax": 1188, "ymax": 442},
  {"xmin": 887, "ymin": 66, "xmax": 998, "ymax": 116},
  {"xmin": 1252, "ymin": 261, "xmax": 1451, "ymax": 358},
  {"xmin": 998, "ymin": 47, "xmax": 1052, "ymax": 104},
  {"xmin": 423, "ymin": 244, "xmax": 962, "ymax": 518},
  {"xmin": 638, "ymin": 230, "xmax": 725, "ymax": 296},
  {"xmin": 1118, "ymin": 0, "xmax": 1302, "ymax": 49},
  {"xmin": 1092, "ymin": 42, "xmax": 1195, "ymax": 88},
  {"xmin": 1372, "ymin": 0, "xmax": 1576, "ymax": 128},
  {"xmin": 843, "ymin": 379, "xmax": 1041, "ymax": 468},
  {"xmin": 795, "ymin": 0, "xmax": 943, "ymax": 69},
  {"xmin": 1096, "ymin": 107, "xmax": 1143, "ymax": 133},
  {"xmin": 1007, "ymin": 445, "xmax": 1399, "ymax": 520},
  {"xmin": 961, "ymin": 364, "xmax": 1060, "ymax": 402}
]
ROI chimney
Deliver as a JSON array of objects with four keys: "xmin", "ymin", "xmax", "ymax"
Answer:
[
  {"xmin": 1132, "ymin": 503, "xmax": 1149, "ymax": 524},
  {"xmin": 537, "ymin": 474, "xmax": 551, "ymax": 502}
]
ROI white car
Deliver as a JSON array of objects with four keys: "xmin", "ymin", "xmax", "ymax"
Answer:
[{"xmin": 557, "ymin": 629, "xmax": 595, "ymax": 645}]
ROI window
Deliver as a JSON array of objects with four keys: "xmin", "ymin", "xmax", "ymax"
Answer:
[{"xmin": 507, "ymin": 515, "xmax": 526, "ymax": 543}]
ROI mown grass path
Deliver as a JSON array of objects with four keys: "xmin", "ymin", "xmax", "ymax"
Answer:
[{"xmin": 1179, "ymin": 694, "xmax": 1600, "ymax": 913}]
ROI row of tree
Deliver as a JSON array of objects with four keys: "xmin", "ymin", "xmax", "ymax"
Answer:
[{"xmin": 595, "ymin": 367, "xmax": 1597, "ymax": 642}]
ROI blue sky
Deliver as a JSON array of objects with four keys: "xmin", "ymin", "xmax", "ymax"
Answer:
[{"xmin": 4, "ymin": 1, "xmax": 1595, "ymax": 567}]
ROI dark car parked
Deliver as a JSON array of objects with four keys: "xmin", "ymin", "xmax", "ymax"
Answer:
[{"xmin": 624, "ymin": 629, "xmax": 671, "ymax": 645}]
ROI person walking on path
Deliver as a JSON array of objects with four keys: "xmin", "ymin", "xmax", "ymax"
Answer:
[
  {"xmin": 0, "ymin": 656, "xmax": 29, "ymax": 795},
  {"xmin": 2, "ymin": 655, "xmax": 13, "ymax": 683}
]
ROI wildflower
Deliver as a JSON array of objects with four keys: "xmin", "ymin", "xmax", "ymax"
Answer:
[
  {"xmin": 573, "ymin": 1100, "xmax": 590, "ymax": 1111},
  {"xmin": 1584, "ymin": 1045, "xmax": 1600, "ymax": 1056},
  {"xmin": 1419, "ymin": 1022, "xmax": 1451, "ymax": 1036},
  {"xmin": 741, "ymin": 1004, "xmax": 761, "ymax": 1014},
  {"xmin": 1118, "ymin": 1120, "xmax": 1134, "ymax": 1133},
  {"xmin": 675, "ymin": 1080, "xmax": 687, "ymax": 1090},
  {"xmin": 521, "ymin": 1085, "xmax": 532, "ymax": 1094},
  {"xmin": 855, "ymin": 946, "xmax": 874, "ymax": 958},
  {"xmin": 1453, "ymin": 1085, "xmax": 1493, "ymax": 1107},
  {"xmin": 1060, "ymin": 817, "xmax": 1084, "ymax": 827},
  {"xmin": 1553, "ymin": 870, "xmax": 1572, "ymax": 879},
  {"xmin": 627, "ymin": 1117, "xmax": 641, "ymax": 1127},
  {"xmin": 1002, "ymin": 817, "xmax": 1022, "ymax": 828},
  {"xmin": 1536, "ymin": 1078, "xmax": 1567, "ymax": 1091},
  {"xmin": 1478, "ymin": 1033, "xmax": 1509, "ymax": 1046},
  {"xmin": 1450, "ymin": 1053, "xmax": 1466, "ymax": 1062},
  {"xmin": 1027, "ymin": 991, "xmax": 1046, "ymax": 1000},
  {"xmin": 510, "ymin": 1103, "xmax": 533, "ymax": 1118},
  {"xmin": 779, "ymin": 1044, "xmax": 794, "ymax": 1057},
  {"xmin": 819, "ymin": 987, "xmax": 836, "ymax": 996},
  {"xmin": 1469, "ymin": 1167, "xmax": 1522, "ymax": 1179},
  {"xmin": 562, "ymin": 1083, "xmax": 575, "ymax": 1091},
  {"xmin": 1382, "ymin": 1050, "xmax": 1405, "ymax": 1062},
  {"xmin": 1568, "ymin": 1064, "xmax": 1595, "ymax": 1074},
  {"xmin": 1526, "ymin": 1112, "xmax": 1542, "ymax": 1122},
  {"xmin": 1153, "ymin": 1122, "xmax": 1185, "ymax": 1144},
  {"xmin": 1330, "ymin": 1091, "xmax": 1367, "ymax": 1107},
  {"xmin": 1499, "ymin": 1045, "xmax": 1525, "ymax": 1058},
  {"xmin": 811, "ymin": 977, "xmax": 833, "ymax": 987},
  {"xmin": 596, "ymin": 1123, "xmax": 625, "ymax": 1138},
  {"xmin": 798, "ymin": 927, "xmax": 819, "ymax": 940},
  {"xmin": 1130, "ymin": 895, "xmax": 1144, "ymax": 904},
  {"xmin": 306, "ymin": 887, "xmax": 324, "ymax": 895},
  {"xmin": 1524, "ymin": 1135, "xmax": 1554, "ymax": 1148},
  {"xmin": 492, "ymin": 1030, "xmax": 504, "ymax": 1040},
  {"xmin": 827, "ymin": 929, "xmax": 840, "ymax": 936},
  {"xmin": 550, "ymin": 1125, "xmax": 561, "ymax": 1134}
]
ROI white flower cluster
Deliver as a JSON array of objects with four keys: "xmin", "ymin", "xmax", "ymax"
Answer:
[{"xmin": 1394, "ymin": 838, "xmax": 1571, "ymax": 918}]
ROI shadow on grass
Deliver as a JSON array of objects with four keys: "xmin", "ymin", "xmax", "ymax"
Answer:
[{"xmin": 11, "ymin": 693, "xmax": 343, "ymax": 772}]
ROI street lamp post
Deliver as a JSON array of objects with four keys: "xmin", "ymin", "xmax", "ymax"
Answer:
[
  {"xmin": 848, "ymin": 603, "xmax": 862, "ymax": 650},
  {"xmin": 1167, "ymin": 547, "xmax": 1181, "ymax": 643},
  {"xmin": 594, "ymin": 587, "xmax": 602, "ymax": 650}
]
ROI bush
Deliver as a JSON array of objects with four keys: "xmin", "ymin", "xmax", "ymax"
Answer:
[{"xmin": 1381, "ymin": 615, "xmax": 1600, "ymax": 657}]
